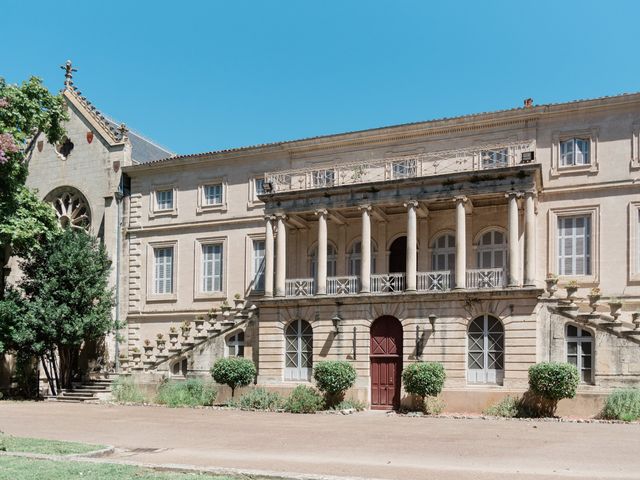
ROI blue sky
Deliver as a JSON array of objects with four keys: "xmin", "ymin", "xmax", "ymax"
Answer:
[{"xmin": 4, "ymin": 0, "xmax": 639, "ymax": 154}]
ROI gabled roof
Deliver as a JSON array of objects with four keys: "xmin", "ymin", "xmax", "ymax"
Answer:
[{"xmin": 62, "ymin": 85, "xmax": 173, "ymax": 163}]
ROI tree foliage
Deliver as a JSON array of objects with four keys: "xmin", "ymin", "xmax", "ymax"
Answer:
[
  {"xmin": 313, "ymin": 360, "xmax": 357, "ymax": 406},
  {"xmin": 402, "ymin": 362, "xmax": 446, "ymax": 402},
  {"xmin": 210, "ymin": 357, "xmax": 256, "ymax": 397},
  {"xmin": 0, "ymin": 228, "xmax": 115, "ymax": 394},
  {"xmin": 0, "ymin": 76, "xmax": 67, "ymax": 291}
]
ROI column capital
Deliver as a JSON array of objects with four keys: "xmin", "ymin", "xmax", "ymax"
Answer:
[
  {"xmin": 453, "ymin": 195, "xmax": 472, "ymax": 214},
  {"xmin": 453, "ymin": 195, "xmax": 469, "ymax": 204},
  {"xmin": 403, "ymin": 199, "xmax": 419, "ymax": 209},
  {"xmin": 523, "ymin": 189, "xmax": 538, "ymax": 199},
  {"xmin": 505, "ymin": 191, "xmax": 524, "ymax": 199},
  {"xmin": 314, "ymin": 209, "xmax": 328, "ymax": 218},
  {"xmin": 264, "ymin": 214, "xmax": 275, "ymax": 222},
  {"xmin": 274, "ymin": 212, "xmax": 288, "ymax": 220},
  {"xmin": 358, "ymin": 203, "xmax": 372, "ymax": 212}
]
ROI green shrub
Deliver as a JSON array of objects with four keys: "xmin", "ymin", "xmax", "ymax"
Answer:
[
  {"xmin": 424, "ymin": 396, "xmax": 445, "ymax": 415},
  {"xmin": 483, "ymin": 396, "xmax": 521, "ymax": 418},
  {"xmin": 283, "ymin": 385, "xmax": 325, "ymax": 413},
  {"xmin": 601, "ymin": 388, "xmax": 640, "ymax": 421},
  {"xmin": 155, "ymin": 378, "xmax": 217, "ymax": 407},
  {"xmin": 402, "ymin": 362, "xmax": 446, "ymax": 402},
  {"xmin": 527, "ymin": 362, "xmax": 579, "ymax": 416},
  {"xmin": 329, "ymin": 398, "xmax": 367, "ymax": 411},
  {"xmin": 111, "ymin": 376, "xmax": 146, "ymax": 404},
  {"xmin": 231, "ymin": 387, "xmax": 284, "ymax": 411},
  {"xmin": 210, "ymin": 357, "xmax": 256, "ymax": 397},
  {"xmin": 313, "ymin": 360, "xmax": 357, "ymax": 406}
]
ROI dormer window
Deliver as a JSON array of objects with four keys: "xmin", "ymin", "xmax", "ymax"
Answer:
[{"xmin": 560, "ymin": 138, "xmax": 590, "ymax": 166}]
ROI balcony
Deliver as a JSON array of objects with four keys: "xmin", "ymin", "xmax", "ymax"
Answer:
[
  {"xmin": 282, "ymin": 269, "xmax": 505, "ymax": 298},
  {"xmin": 264, "ymin": 140, "xmax": 536, "ymax": 193}
]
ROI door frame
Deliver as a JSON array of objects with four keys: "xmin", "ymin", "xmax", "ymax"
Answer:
[{"xmin": 369, "ymin": 315, "xmax": 403, "ymax": 410}]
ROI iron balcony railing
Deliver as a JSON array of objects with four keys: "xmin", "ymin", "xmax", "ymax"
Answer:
[
  {"xmin": 466, "ymin": 268, "xmax": 505, "ymax": 289},
  {"xmin": 265, "ymin": 140, "xmax": 535, "ymax": 193},
  {"xmin": 326, "ymin": 276, "xmax": 360, "ymax": 295}
]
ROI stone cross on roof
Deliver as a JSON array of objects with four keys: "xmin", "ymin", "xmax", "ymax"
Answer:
[{"xmin": 60, "ymin": 60, "xmax": 77, "ymax": 87}]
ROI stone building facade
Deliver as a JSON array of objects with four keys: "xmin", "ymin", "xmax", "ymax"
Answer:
[{"xmin": 10, "ymin": 72, "xmax": 640, "ymax": 411}]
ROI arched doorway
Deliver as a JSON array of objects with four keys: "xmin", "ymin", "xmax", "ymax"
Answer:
[
  {"xmin": 370, "ymin": 316, "xmax": 403, "ymax": 409},
  {"xmin": 388, "ymin": 236, "xmax": 407, "ymax": 273}
]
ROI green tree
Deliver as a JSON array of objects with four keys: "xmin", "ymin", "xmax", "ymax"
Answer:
[
  {"xmin": 211, "ymin": 357, "xmax": 256, "ymax": 398},
  {"xmin": 0, "ymin": 76, "xmax": 67, "ymax": 295},
  {"xmin": 0, "ymin": 228, "xmax": 115, "ymax": 394}
]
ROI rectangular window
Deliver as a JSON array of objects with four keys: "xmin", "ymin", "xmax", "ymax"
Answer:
[
  {"xmin": 557, "ymin": 215, "xmax": 591, "ymax": 276},
  {"xmin": 203, "ymin": 183, "xmax": 223, "ymax": 206},
  {"xmin": 252, "ymin": 239, "xmax": 265, "ymax": 291},
  {"xmin": 391, "ymin": 158, "xmax": 417, "ymax": 179},
  {"xmin": 156, "ymin": 190, "xmax": 173, "ymax": 211},
  {"xmin": 154, "ymin": 247, "xmax": 173, "ymax": 294},
  {"xmin": 254, "ymin": 177, "xmax": 266, "ymax": 196},
  {"xmin": 311, "ymin": 169, "xmax": 335, "ymax": 188},
  {"xmin": 202, "ymin": 243, "xmax": 223, "ymax": 292},
  {"xmin": 560, "ymin": 138, "xmax": 590, "ymax": 166},
  {"xmin": 481, "ymin": 149, "xmax": 508, "ymax": 169}
]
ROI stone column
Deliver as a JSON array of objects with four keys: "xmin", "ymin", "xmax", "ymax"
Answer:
[
  {"xmin": 507, "ymin": 192, "xmax": 521, "ymax": 287},
  {"xmin": 454, "ymin": 196, "xmax": 468, "ymax": 289},
  {"xmin": 275, "ymin": 214, "xmax": 287, "ymax": 297},
  {"xmin": 264, "ymin": 215, "xmax": 274, "ymax": 297},
  {"xmin": 524, "ymin": 190, "xmax": 536, "ymax": 286},
  {"xmin": 315, "ymin": 209, "xmax": 328, "ymax": 295},
  {"xmin": 359, "ymin": 204, "xmax": 372, "ymax": 293},
  {"xmin": 405, "ymin": 200, "xmax": 418, "ymax": 292}
]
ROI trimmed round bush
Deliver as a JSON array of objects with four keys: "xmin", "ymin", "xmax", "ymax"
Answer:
[
  {"xmin": 211, "ymin": 357, "xmax": 256, "ymax": 397},
  {"xmin": 528, "ymin": 362, "xmax": 579, "ymax": 401},
  {"xmin": 601, "ymin": 388, "xmax": 640, "ymax": 421},
  {"xmin": 313, "ymin": 360, "xmax": 357, "ymax": 405},
  {"xmin": 283, "ymin": 385, "xmax": 324, "ymax": 414},
  {"xmin": 402, "ymin": 362, "xmax": 446, "ymax": 402}
]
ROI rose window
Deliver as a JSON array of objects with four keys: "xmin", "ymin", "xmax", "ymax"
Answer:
[{"xmin": 47, "ymin": 188, "xmax": 91, "ymax": 229}]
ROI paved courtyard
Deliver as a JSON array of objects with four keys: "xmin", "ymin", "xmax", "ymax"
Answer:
[{"xmin": 1, "ymin": 402, "xmax": 638, "ymax": 480}]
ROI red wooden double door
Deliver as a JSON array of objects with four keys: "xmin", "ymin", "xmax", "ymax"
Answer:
[{"xmin": 370, "ymin": 316, "xmax": 403, "ymax": 410}]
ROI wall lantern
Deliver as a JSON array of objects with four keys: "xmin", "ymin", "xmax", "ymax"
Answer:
[
  {"xmin": 331, "ymin": 314, "xmax": 342, "ymax": 334},
  {"xmin": 428, "ymin": 313, "xmax": 438, "ymax": 332}
]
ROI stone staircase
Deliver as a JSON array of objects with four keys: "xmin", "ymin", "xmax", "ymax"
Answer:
[{"xmin": 45, "ymin": 375, "xmax": 115, "ymax": 403}]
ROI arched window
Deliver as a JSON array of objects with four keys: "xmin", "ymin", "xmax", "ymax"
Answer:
[
  {"xmin": 171, "ymin": 358, "xmax": 188, "ymax": 377},
  {"xmin": 348, "ymin": 240, "xmax": 377, "ymax": 275},
  {"xmin": 566, "ymin": 325, "xmax": 593, "ymax": 383},
  {"xmin": 432, "ymin": 233, "xmax": 455, "ymax": 271},
  {"xmin": 285, "ymin": 319, "xmax": 313, "ymax": 381},
  {"xmin": 226, "ymin": 331, "xmax": 245, "ymax": 357},
  {"xmin": 476, "ymin": 230, "xmax": 507, "ymax": 269},
  {"xmin": 467, "ymin": 314, "xmax": 504, "ymax": 385},
  {"xmin": 310, "ymin": 244, "xmax": 337, "ymax": 277}
]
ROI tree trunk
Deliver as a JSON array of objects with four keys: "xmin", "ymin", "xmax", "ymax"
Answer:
[
  {"xmin": 0, "ymin": 244, "xmax": 10, "ymax": 300},
  {"xmin": 40, "ymin": 355, "xmax": 56, "ymax": 396},
  {"xmin": 57, "ymin": 345, "xmax": 80, "ymax": 390}
]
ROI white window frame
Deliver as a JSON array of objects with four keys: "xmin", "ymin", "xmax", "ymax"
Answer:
[
  {"xmin": 467, "ymin": 314, "xmax": 505, "ymax": 385},
  {"xmin": 309, "ymin": 243, "xmax": 338, "ymax": 278},
  {"xmin": 475, "ymin": 229, "xmax": 507, "ymax": 270},
  {"xmin": 146, "ymin": 241, "xmax": 178, "ymax": 302},
  {"xmin": 557, "ymin": 215, "xmax": 592, "ymax": 277},
  {"xmin": 193, "ymin": 237, "xmax": 227, "ymax": 300},
  {"xmin": 197, "ymin": 178, "xmax": 227, "ymax": 212},
  {"xmin": 251, "ymin": 238, "xmax": 266, "ymax": 292},
  {"xmin": 551, "ymin": 129, "xmax": 599, "ymax": 175},
  {"xmin": 548, "ymin": 206, "xmax": 599, "ymax": 284},
  {"xmin": 431, "ymin": 232, "xmax": 456, "ymax": 271},
  {"xmin": 201, "ymin": 243, "xmax": 224, "ymax": 293},
  {"xmin": 247, "ymin": 176, "xmax": 268, "ymax": 206},
  {"xmin": 226, "ymin": 331, "xmax": 245, "ymax": 358},
  {"xmin": 203, "ymin": 183, "xmax": 224, "ymax": 206},
  {"xmin": 149, "ymin": 185, "xmax": 178, "ymax": 217},
  {"xmin": 310, "ymin": 168, "xmax": 335, "ymax": 188},
  {"xmin": 566, "ymin": 324, "xmax": 594, "ymax": 384},
  {"xmin": 284, "ymin": 319, "xmax": 313, "ymax": 381}
]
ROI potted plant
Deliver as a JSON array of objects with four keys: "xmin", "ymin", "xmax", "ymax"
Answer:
[
  {"xmin": 143, "ymin": 339, "xmax": 154, "ymax": 357},
  {"xmin": 588, "ymin": 287, "xmax": 601, "ymax": 312},
  {"xmin": 207, "ymin": 307, "xmax": 217, "ymax": 320},
  {"xmin": 545, "ymin": 273, "xmax": 558, "ymax": 297},
  {"xmin": 220, "ymin": 299, "xmax": 231, "ymax": 312},
  {"xmin": 169, "ymin": 326, "xmax": 179, "ymax": 345},
  {"xmin": 181, "ymin": 320, "xmax": 192, "ymax": 339},
  {"xmin": 131, "ymin": 347, "xmax": 142, "ymax": 364},
  {"xmin": 194, "ymin": 314, "xmax": 205, "ymax": 333},
  {"xmin": 608, "ymin": 297, "xmax": 623, "ymax": 320},
  {"xmin": 565, "ymin": 280, "xmax": 579, "ymax": 301},
  {"xmin": 233, "ymin": 293, "xmax": 245, "ymax": 309},
  {"xmin": 156, "ymin": 333, "xmax": 166, "ymax": 352}
]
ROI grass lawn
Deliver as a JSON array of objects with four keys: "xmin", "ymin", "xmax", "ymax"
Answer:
[
  {"xmin": 0, "ymin": 457, "xmax": 274, "ymax": 480},
  {"xmin": 0, "ymin": 435, "xmax": 105, "ymax": 455}
]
